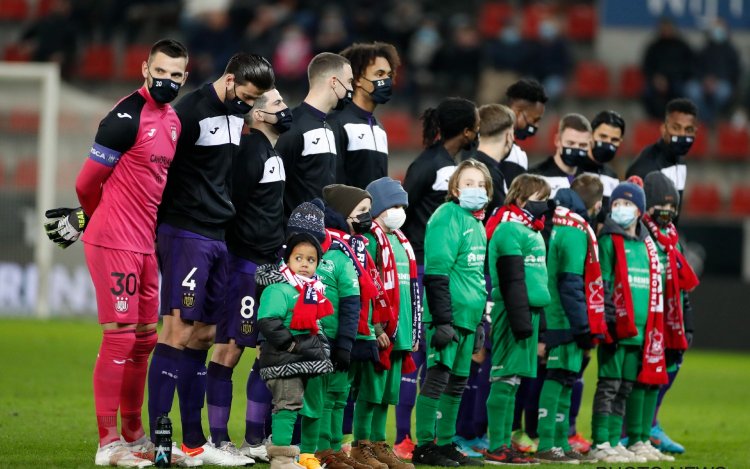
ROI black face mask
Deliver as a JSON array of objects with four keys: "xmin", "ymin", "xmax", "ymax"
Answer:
[
  {"xmin": 333, "ymin": 81, "xmax": 353, "ymax": 111},
  {"xmin": 666, "ymin": 134, "xmax": 694, "ymax": 157},
  {"xmin": 560, "ymin": 146, "xmax": 588, "ymax": 167},
  {"xmin": 525, "ymin": 200, "xmax": 550, "ymax": 220},
  {"xmin": 369, "ymin": 77, "xmax": 393, "ymax": 104},
  {"xmin": 514, "ymin": 124, "xmax": 537, "ymax": 140},
  {"xmin": 226, "ymin": 85, "xmax": 253, "ymax": 115},
  {"xmin": 653, "ymin": 208, "xmax": 676, "ymax": 227},
  {"xmin": 591, "ymin": 140, "xmax": 618, "ymax": 164},
  {"xmin": 148, "ymin": 72, "xmax": 181, "ymax": 104},
  {"xmin": 262, "ymin": 107, "xmax": 293, "ymax": 134},
  {"xmin": 350, "ymin": 212, "xmax": 372, "ymax": 234}
]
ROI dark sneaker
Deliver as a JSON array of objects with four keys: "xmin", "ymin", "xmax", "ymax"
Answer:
[
  {"xmin": 535, "ymin": 448, "xmax": 578, "ymax": 464},
  {"xmin": 437, "ymin": 444, "xmax": 484, "ymax": 466},
  {"xmin": 412, "ymin": 443, "xmax": 459, "ymax": 467},
  {"xmin": 484, "ymin": 445, "xmax": 538, "ymax": 465},
  {"xmin": 564, "ymin": 450, "xmax": 597, "ymax": 463}
]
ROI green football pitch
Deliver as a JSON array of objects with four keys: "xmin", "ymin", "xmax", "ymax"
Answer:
[{"xmin": 1, "ymin": 319, "xmax": 747, "ymax": 468}]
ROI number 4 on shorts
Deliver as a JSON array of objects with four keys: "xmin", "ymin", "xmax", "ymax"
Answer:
[{"xmin": 182, "ymin": 267, "xmax": 197, "ymax": 291}]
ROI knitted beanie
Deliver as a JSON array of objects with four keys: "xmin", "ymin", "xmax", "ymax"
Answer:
[
  {"xmin": 610, "ymin": 182, "xmax": 646, "ymax": 215},
  {"xmin": 644, "ymin": 172, "xmax": 680, "ymax": 209},
  {"xmin": 287, "ymin": 201, "xmax": 326, "ymax": 242},
  {"xmin": 322, "ymin": 184, "xmax": 371, "ymax": 218},
  {"xmin": 365, "ymin": 177, "xmax": 409, "ymax": 217}
]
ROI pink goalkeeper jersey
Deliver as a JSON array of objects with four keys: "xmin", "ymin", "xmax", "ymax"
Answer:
[{"xmin": 79, "ymin": 86, "xmax": 181, "ymax": 254}]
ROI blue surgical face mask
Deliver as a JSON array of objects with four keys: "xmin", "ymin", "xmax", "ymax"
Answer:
[
  {"xmin": 611, "ymin": 205, "xmax": 638, "ymax": 228},
  {"xmin": 458, "ymin": 187, "xmax": 488, "ymax": 211}
]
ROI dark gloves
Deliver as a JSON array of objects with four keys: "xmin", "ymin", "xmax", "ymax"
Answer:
[
  {"xmin": 573, "ymin": 332, "xmax": 594, "ymax": 351},
  {"xmin": 44, "ymin": 207, "xmax": 88, "ymax": 248},
  {"xmin": 331, "ymin": 347, "xmax": 351, "ymax": 371},
  {"xmin": 430, "ymin": 323, "xmax": 458, "ymax": 350},
  {"xmin": 473, "ymin": 323, "xmax": 485, "ymax": 354}
]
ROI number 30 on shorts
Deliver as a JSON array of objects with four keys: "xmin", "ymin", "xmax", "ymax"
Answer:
[
  {"xmin": 110, "ymin": 272, "xmax": 137, "ymax": 295},
  {"xmin": 240, "ymin": 296, "xmax": 255, "ymax": 319}
]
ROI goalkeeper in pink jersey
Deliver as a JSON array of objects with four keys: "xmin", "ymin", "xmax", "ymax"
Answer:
[{"xmin": 44, "ymin": 39, "xmax": 189, "ymax": 468}]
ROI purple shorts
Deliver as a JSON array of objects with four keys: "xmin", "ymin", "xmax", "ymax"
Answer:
[
  {"xmin": 215, "ymin": 254, "xmax": 259, "ymax": 347},
  {"xmin": 156, "ymin": 223, "xmax": 228, "ymax": 324}
]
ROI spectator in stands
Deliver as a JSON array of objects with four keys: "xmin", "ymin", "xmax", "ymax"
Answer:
[
  {"xmin": 19, "ymin": 0, "xmax": 77, "ymax": 80},
  {"xmin": 641, "ymin": 18, "xmax": 694, "ymax": 119},
  {"xmin": 180, "ymin": 0, "xmax": 235, "ymax": 84},
  {"xmin": 432, "ymin": 15, "xmax": 482, "ymax": 99},
  {"xmin": 315, "ymin": 6, "xmax": 351, "ymax": 54},
  {"xmin": 477, "ymin": 20, "xmax": 532, "ymax": 105},
  {"xmin": 527, "ymin": 17, "xmax": 570, "ymax": 104},
  {"xmin": 405, "ymin": 15, "xmax": 443, "ymax": 110},
  {"xmin": 273, "ymin": 24, "xmax": 314, "ymax": 87},
  {"xmin": 684, "ymin": 19, "xmax": 741, "ymax": 126},
  {"xmin": 627, "ymin": 98, "xmax": 698, "ymax": 225}
]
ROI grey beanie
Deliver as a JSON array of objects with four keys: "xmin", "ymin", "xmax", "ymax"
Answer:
[
  {"xmin": 365, "ymin": 177, "xmax": 409, "ymax": 217},
  {"xmin": 644, "ymin": 172, "xmax": 680, "ymax": 209},
  {"xmin": 287, "ymin": 201, "xmax": 326, "ymax": 242}
]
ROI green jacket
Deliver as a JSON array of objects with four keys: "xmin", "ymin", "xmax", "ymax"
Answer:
[{"xmin": 317, "ymin": 249, "xmax": 361, "ymax": 346}]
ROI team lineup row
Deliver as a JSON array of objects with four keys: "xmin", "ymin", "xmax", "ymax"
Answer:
[{"xmin": 42, "ymin": 37, "xmax": 699, "ymax": 467}]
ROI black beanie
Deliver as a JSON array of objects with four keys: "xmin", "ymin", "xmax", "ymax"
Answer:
[
  {"xmin": 322, "ymin": 184, "xmax": 371, "ymax": 218},
  {"xmin": 644, "ymin": 172, "xmax": 680, "ymax": 209},
  {"xmin": 283, "ymin": 232, "xmax": 323, "ymax": 265}
]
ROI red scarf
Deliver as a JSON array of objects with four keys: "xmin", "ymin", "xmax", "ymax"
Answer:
[
  {"xmin": 612, "ymin": 234, "xmax": 667, "ymax": 385},
  {"xmin": 370, "ymin": 220, "xmax": 421, "ymax": 374},
  {"xmin": 552, "ymin": 207, "xmax": 607, "ymax": 342},
  {"xmin": 485, "ymin": 203, "xmax": 544, "ymax": 240},
  {"xmin": 280, "ymin": 262, "xmax": 333, "ymax": 335},
  {"xmin": 642, "ymin": 215, "xmax": 700, "ymax": 351},
  {"xmin": 327, "ymin": 229, "xmax": 391, "ymax": 336}
]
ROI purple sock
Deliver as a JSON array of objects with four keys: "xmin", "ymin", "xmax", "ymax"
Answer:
[
  {"xmin": 178, "ymin": 347, "xmax": 208, "ymax": 448},
  {"xmin": 148, "ymin": 343, "xmax": 181, "ymax": 441},
  {"xmin": 523, "ymin": 364, "xmax": 546, "ymax": 439},
  {"xmin": 343, "ymin": 394, "xmax": 354, "ymax": 435},
  {"xmin": 245, "ymin": 359, "xmax": 272, "ymax": 444},
  {"xmin": 207, "ymin": 362, "xmax": 233, "ymax": 444},
  {"xmin": 568, "ymin": 354, "xmax": 590, "ymax": 435},
  {"xmin": 653, "ymin": 368, "xmax": 680, "ymax": 426},
  {"xmin": 473, "ymin": 356, "xmax": 491, "ymax": 437},
  {"xmin": 456, "ymin": 363, "xmax": 479, "ymax": 439},
  {"xmin": 396, "ymin": 348, "xmax": 425, "ymax": 443}
]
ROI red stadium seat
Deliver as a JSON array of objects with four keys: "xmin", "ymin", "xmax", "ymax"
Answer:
[
  {"xmin": 79, "ymin": 44, "xmax": 115, "ymax": 80},
  {"xmin": 12, "ymin": 159, "xmax": 37, "ymax": 188},
  {"xmin": 521, "ymin": 3, "xmax": 555, "ymax": 39},
  {"xmin": 565, "ymin": 4, "xmax": 596, "ymax": 41},
  {"xmin": 571, "ymin": 61, "xmax": 610, "ymax": 99},
  {"xmin": 380, "ymin": 111, "xmax": 418, "ymax": 151},
  {"xmin": 8, "ymin": 109, "xmax": 39, "ymax": 133},
  {"xmin": 478, "ymin": 2, "xmax": 514, "ymax": 38},
  {"xmin": 3, "ymin": 43, "xmax": 31, "ymax": 62},
  {"xmin": 716, "ymin": 124, "xmax": 750, "ymax": 161},
  {"xmin": 630, "ymin": 120, "xmax": 662, "ymax": 155},
  {"xmin": 730, "ymin": 186, "xmax": 750, "ymax": 216},
  {"xmin": 618, "ymin": 65, "xmax": 645, "ymax": 99},
  {"xmin": 121, "ymin": 44, "xmax": 151, "ymax": 81},
  {"xmin": 689, "ymin": 129, "xmax": 710, "ymax": 160},
  {"xmin": 684, "ymin": 182, "xmax": 721, "ymax": 216},
  {"xmin": 0, "ymin": 0, "xmax": 27, "ymax": 20}
]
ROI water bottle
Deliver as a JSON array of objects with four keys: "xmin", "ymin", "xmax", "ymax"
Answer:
[{"xmin": 154, "ymin": 414, "xmax": 172, "ymax": 468}]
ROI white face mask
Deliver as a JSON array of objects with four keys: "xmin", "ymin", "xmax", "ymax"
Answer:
[{"xmin": 382, "ymin": 207, "xmax": 407, "ymax": 230}]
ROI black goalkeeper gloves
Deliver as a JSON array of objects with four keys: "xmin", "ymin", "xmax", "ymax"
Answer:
[{"xmin": 44, "ymin": 207, "xmax": 88, "ymax": 249}]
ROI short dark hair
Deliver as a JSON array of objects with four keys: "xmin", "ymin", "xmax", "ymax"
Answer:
[
  {"xmin": 149, "ymin": 38, "xmax": 188, "ymax": 60},
  {"xmin": 307, "ymin": 52, "xmax": 350, "ymax": 84},
  {"xmin": 506, "ymin": 78, "xmax": 548, "ymax": 104},
  {"xmin": 224, "ymin": 53, "xmax": 275, "ymax": 91},
  {"xmin": 591, "ymin": 110, "xmax": 626, "ymax": 136},
  {"xmin": 558, "ymin": 113, "xmax": 592, "ymax": 134},
  {"xmin": 666, "ymin": 98, "xmax": 698, "ymax": 118},
  {"xmin": 252, "ymin": 90, "xmax": 274, "ymax": 111},
  {"xmin": 571, "ymin": 174, "xmax": 604, "ymax": 210},
  {"xmin": 340, "ymin": 42, "xmax": 401, "ymax": 83},
  {"xmin": 421, "ymin": 97, "xmax": 477, "ymax": 147}
]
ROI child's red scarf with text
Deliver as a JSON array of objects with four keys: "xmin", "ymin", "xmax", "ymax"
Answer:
[
  {"xmin": 611, "ymin": 234, "xmax": 667, "ymax": 385},
  {"xmin": 370, "ymin": 220, "xmax": 421, "ymax": 374},
  {"xmin": 327, "ymin": 229, "xmax": 391, "ymax": 336},
  {"xmin": 279, "ymin": 262, "xmax": 333, "ymax": 335},
  {"xmin": 485, "ymin": 203, "xmax": 544, "ymax": 239},
  {"xmin": 552, "ymin": 207, "xmax": 607, "ymax": 342},
  {"xmin": 642, "ymin": 215, "xmax": 699, "ymax": 351}
]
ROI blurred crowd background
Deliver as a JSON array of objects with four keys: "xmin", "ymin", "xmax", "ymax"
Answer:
[{"xmin": 1, "ymin": 0, "xmax": 750, "ymax": 343}]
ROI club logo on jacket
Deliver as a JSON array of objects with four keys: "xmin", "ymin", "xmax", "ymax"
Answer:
[
  {"xmin": 115, "ymin": 296, "xmax": 129, "ymax": 313},
  {"xmin": 259, "ymin": 156, "xmax": 286, "ymax": 184},
  {"xmin": 183, "ymin": 292, "xmax": 196, "ymax": 308}
]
